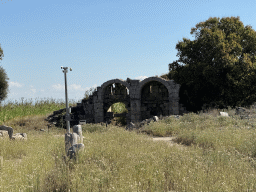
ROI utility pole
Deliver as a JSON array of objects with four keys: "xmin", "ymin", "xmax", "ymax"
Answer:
[{"xmin": 61, "ymin": 66, "xmax": 72, "ymax": 133}]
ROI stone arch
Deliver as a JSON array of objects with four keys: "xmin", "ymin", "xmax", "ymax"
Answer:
[
  {"xmin": 79, "ymin": 76, "xmax": 179, "ymax": 124},
  {"xmin": 99, "ymin": 79, "xmax": 131, "ymax": 100},
  {"xmin": 105, "ymin": 101, "xmax": 129, "ymax": 125},
  {"xmin": 138, "ymin": 77, "xmax": 172, "ymax": 97},
  {"xmin": 99, "ymin": 79, "xmax": 131, "ymax": 123},
  {"xmin": 138, "ymin": 77, "xmax": 171, "ymax": 120}
]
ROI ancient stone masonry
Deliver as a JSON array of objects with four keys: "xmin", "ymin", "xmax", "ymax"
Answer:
[{"xmin": 49, "ymin": 76, "xmax": 182, "ymax": 126}]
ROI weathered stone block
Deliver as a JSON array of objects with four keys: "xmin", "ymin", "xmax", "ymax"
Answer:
[
  {"xmin": 12, "ymin": 133, "xmax": 27, "ymax": 140},
  {"xmin": 153, "ymin": 116, "xmax": 159, "ymax": 122},
  {"xmin": 0, "ymin": 130, "xmax": 8, "ymax": 139},
  {"xmin": 65, "ymin": 132, "xmax": 79, "ymax": 155},
  {"xmin": 220, "ymin": 112, "xmax": 229, "ymax": 117},
  {"xmin": 0, "ymin": 125, "xmax": 13, "ymax": 139},
  {"xmin": 73, "ymin": 125, "xmax": 83, "ymax": 143}
]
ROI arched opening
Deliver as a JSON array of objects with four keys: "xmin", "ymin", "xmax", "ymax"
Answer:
[
  {"xmin": 103, "ymin": 82, "xmax": 130, "ymax": 125},
  {"xmin": 104, "ymin": 83, "xmax": 129, "ymax": 97},
  {"xmin": 106, "ymin": 102, "xmax": 128, "ymax": 126},
  {"xmin": 141, "ymin": 81, "xmax": 169, "ymax": 120}
]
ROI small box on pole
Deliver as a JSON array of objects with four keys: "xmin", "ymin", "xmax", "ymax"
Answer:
[{"xmin": 79, "ymin": 120, "xmax": 86, "ymax": 125}]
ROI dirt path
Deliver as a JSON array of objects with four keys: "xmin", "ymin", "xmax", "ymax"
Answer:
[{"xmin": 152, "ymin": 136, "xmax": 185, "ymax": 149}]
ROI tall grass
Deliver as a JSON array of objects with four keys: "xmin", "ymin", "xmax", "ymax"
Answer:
[
  {"xmin": 142, "ymin": 109, "xmax": 256, "ymax": 159},
  {"xmin": 1, "ymin": 100, "xmax": 256, "ymax": 191},
  {"xmin": 1, "ymin": 122, "xmax": 256, "ymax": 191},
  {"xmin": 0, "ymin": 97, "xmax": 77, "ymax": 124},
  {"xmin": 0, "ymin": 129, "xmax": 65, "ymax": 191}
]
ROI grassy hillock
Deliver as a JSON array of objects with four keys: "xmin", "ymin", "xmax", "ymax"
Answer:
[{"xmin": 0, "ymin": 99, "xmax": 256, "ymax": 191}]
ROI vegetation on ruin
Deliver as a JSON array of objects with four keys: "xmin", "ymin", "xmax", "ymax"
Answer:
[
  {"xmin": 1, "ymin": 99, "xmax": 256, "ymax": 191},
  {"xmin": 83, "ymin": 87, "xmax": 97, "ymax": 100},
  {"xmin": 168, "ymin": 16, "xmax": 256, "ymax": 112},
  {"xmin": 109, "ymin": 102, "xmax": 128, "ymax": 126}
]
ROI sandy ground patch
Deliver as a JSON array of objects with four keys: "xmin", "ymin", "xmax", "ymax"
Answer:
[{"xmin": 152, "ymin": 136, "xmax": 185, "ymax": 149}]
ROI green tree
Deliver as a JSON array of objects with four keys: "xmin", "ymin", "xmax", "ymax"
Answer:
[
  {"xmin": 0, "ymin": 44, "xmax": 9, "ymax": 103},
  {"xmin": 0, "ymin": 44, "xmax": 3, "ymax": 61},
  {"xmin": 168, "ymin": 17, "xmax": 256, "ymax": 111}
]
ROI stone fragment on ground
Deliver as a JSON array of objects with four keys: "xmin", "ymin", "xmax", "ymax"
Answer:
[
  {"xmin": 0, "ymin": 125, "xmax": 13, "ymax": 139},
  {"xmin": 153, "ymin": 116, "xmax": 159, "ymax": 122},
  {"xmin": 0, "ymin": 130, "xmax": 9, "ymax": 139},
  {"xmin": 126, "ymin": 115, "xmax": 176, "ymax": 130},
  {"xmin": 220, "ymin": 112, "xmax": 229, "ymax": 117},
  {"xmin": 125, "ymin": 115, "xmax": 183, "ymax": 130},
  {"xmin": 12, "ymin": 133, "xmax": 27, "ymax": 140}
]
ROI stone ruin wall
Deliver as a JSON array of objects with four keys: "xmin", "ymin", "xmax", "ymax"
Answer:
[
  {"xmin": 59, "ymin": 76, "xmax": 185, "ymax": 126},
  {"xmin": 141, "ymin": 81, "xmax": 170, "ymax": 119},
  {"xmin": 103, "ymin": 83, "xmax": 130, "ymax": 123}
]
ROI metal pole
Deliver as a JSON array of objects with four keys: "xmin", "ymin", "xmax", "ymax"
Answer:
[
  {"xmin": 61, "ymin": 66, "xmax": 72, "ymax": 133},
  {"xmin": 64, "ymin": 70, "xmax": 70, "ymax": 133}
]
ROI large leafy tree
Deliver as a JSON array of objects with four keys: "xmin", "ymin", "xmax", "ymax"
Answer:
[
  {"xmin": 0, "ymin": 44, "xmax": 3, "ymax": 61},
  {"xmin": 0, "ymin": 44, "xmax": 9, "ymax": 103},
  {"xmin": 168, "ymin": 17, "xmax": 256, "ymax": 111}
]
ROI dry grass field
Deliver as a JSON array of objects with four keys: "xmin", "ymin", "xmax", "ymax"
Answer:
[{"xmin": 1, "ymin": 99, "xmax": 256, "ymax": 191}]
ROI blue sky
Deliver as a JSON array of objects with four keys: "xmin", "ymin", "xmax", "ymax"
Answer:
[{"xmin": 0, "ymin": 0, "xmax": 255, "ymax": 105}]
